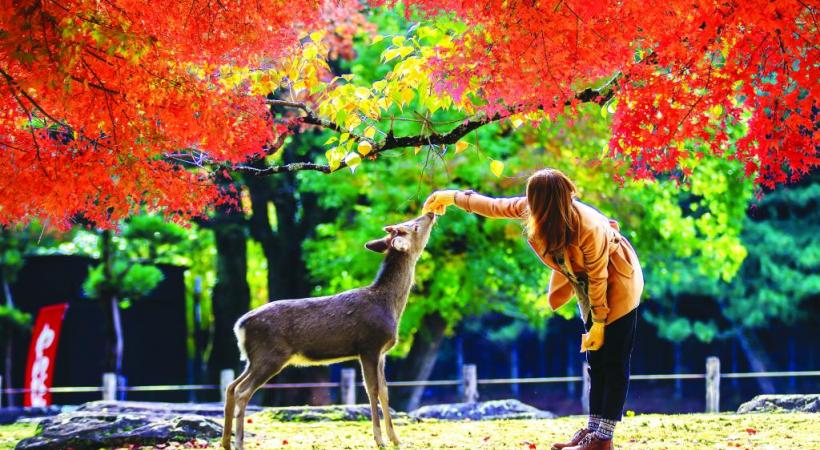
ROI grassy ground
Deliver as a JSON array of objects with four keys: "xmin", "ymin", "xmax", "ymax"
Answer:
[{"xmin": 2, "ymin": 412, "xmax": 818, "ymax": 449}]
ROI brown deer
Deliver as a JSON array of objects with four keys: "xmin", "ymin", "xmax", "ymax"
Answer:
[{"xmin": 222, "ymin": 212, "xmax": 437, "ymax": 449}]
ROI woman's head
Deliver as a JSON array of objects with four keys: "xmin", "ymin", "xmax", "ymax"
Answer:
[{"xmin": 526, "ymin": 168, "xmax": 578, "ymax": 255}]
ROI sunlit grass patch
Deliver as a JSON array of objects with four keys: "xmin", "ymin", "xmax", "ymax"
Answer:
[{"xmin": 1, "ymin": 412, "xmax": 817, "ymax": 449}]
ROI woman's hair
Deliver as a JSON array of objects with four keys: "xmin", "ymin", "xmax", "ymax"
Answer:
[{"xmin": 526, "ymin": 168, "xmax": 578, "ymax": 255}]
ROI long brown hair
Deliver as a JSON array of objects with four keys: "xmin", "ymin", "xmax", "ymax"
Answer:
[{"xmin": 526, "ymin": 168, "xmax": 578, "ymax": 255}]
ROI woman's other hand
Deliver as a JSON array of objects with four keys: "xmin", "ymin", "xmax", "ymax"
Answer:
[
  {"xmin": 581, "ymin": 322, "xmax": 605, "ymax": 352},
  {"xmin": 422, "ymin": 190, "xmax": 458, "ymax": 215}
]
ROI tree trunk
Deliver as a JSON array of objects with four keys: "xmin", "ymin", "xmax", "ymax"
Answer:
[
  {"xmin": 735, "ymin": 328, "xmax": 776, "ymax": 394},
  {"xmin": 510, "ymin": 344, "xmax": 520, "ymax": 398},
  {"xmin": 110, "ymin": 296, "xmax": 124, "ymax": 376},
  {"xmin": 207, "ymin": 212, "xmax": 251, "ymax": 382},
  {"xmin": 394, "ymin": 312, "xmax": 448, "ymax": 411},
  {"xmin": 100, "ymin": 230, "xmax": 123, "ymax": 379},
  {"xmin": 673, "ymin": 342, "xmax": 683, "ymax": 399},
  {"xmin": 245, "ymin": 147, "xmax": 332, "ymax": 406},
  {"xmin": 2, "ymin": 279, "xmax": 14, "ymax": 406}
]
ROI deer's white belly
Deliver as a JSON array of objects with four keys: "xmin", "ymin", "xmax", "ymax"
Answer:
[{"xmin": 288, "ymin": 353, "xmax": 357, "ymax": 367}]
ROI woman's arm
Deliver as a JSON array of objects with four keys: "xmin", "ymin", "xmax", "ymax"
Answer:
[
  {"xmin": 580, "ymin": 222, "xmax": 610, "ymax": 323},
  {"xmin": 453, "ymin": 191, "xmax": 528, "ymax": 219}
]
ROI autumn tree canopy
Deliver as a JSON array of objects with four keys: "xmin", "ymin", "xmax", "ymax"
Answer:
[{"xmin": 1, "ymin": 0, "xmax": 817, "ymax": 228}]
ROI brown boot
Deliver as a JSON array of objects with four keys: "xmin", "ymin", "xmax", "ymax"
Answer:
[
  {"xmin": 551, "ymin": 428, "xmax": 592, "ymax": 450},
  {"xmin": 564, "ymin": 433, "xmax": 614, "ymax": 450}
]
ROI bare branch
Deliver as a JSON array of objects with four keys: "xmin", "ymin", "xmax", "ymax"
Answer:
[{"xmin": 242, "ymin": 75, "xmax": 620, "ymax": 176}]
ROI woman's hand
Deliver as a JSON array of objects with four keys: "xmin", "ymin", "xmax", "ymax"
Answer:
[
  {"xmin": 581, "ymin": 322, "xmax": 605, "ymax": 352},
  {"xmin": 422, "ymin": 190, "xmax": 459, "ymax": 215}
]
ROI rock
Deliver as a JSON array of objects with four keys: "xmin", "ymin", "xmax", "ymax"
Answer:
[
  {"xmin": 74, "ymin": 400, "xmax": 260, "ymax": 418},
  {"xmin": 15, "ymin": 403, "xmax": 224, "ymax": 450},
  {"xmin": 0, "ymin": 407, "xmax": 63, "ymax": 425},
  {"xmin": 262, "ymin": 404, "xmax": 407, "ymax": 422},
  {"xmin": 737, "ymin": 394, "xmax": 820, "ymax": 414},
  {"xmin": 409, "ymin": 399, "xmax": 555, "ymax": 421}
]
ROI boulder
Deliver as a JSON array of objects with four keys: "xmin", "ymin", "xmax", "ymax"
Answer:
[
  {"xmin": 16, "ymin": 403, "xmax": 224, "ymax": 450},
  {"xmin": 0, "ymin": 406, "xmax": 63, "ymax": 425},
  {"xmin": 74, "ymin": 400, "xmax": 260, "ymax": 417},
  {"xmin": 737, "ymin": 394, "xmax": 820, "ymax": 414},
  {"xmin": 262, "ymin": 404, "xmax": 406, "ymax": 422},
  {"xmin": 409, "ymin": 399, "xmax": 555, "ymax": 421}
]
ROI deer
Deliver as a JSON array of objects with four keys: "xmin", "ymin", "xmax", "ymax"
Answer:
[{"xmin": 222, "ymin": 212, "xmax": 437, "ymax": 450}]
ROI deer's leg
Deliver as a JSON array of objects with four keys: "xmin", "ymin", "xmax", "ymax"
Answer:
[
  {"xmin": 222, "ymin": 366, "xmax": 251, "ymax": 450},
  {"xmin": 234, "ymin": 359, "xmax": 286, "ymax": 450},
  {"xmin": 377, "ymin": 355, "xmax": 400, "ymax": 446},
  {"xmin": 360, "ymin": 353, "xmax": 385, "ymax": 447}
]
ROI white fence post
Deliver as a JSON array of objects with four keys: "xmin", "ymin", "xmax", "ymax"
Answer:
[
  {"xmin": 102, "ymin": 373, "xmax": 117, "ymax": 401},
  {"xmin": 220, "ymin": 369, "xmax": 235, "ymax": 404},
  {"xmin": 340, "ymin": 368, "xmax": 356, "ymax": 405},
  {"xmin": 706, "ymin": 356, "xmax": 721, "ymax": 413},
  {"xmin": 581, "ymin": 362, "xmax": 591, "ymax": 415},
  {"xmin": 462, "ymin": 364, "xmax": 478, "ymax": 403}
]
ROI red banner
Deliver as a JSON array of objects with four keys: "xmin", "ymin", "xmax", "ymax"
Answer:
[{"xmin": 24, "ymin": 303, "xmax": 69, "ymax": 407}]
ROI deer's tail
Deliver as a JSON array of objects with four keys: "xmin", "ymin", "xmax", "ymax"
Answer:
[{"xmin": 234, "ymin": 319, "xmax": 248, "ymax": 362}]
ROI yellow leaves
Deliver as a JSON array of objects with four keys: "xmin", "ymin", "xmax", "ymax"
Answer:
[
  {"xmin": 382, "ymin": 48, "xmax": 403, "ymax": 63},
  {"xmin": 357, "ymin": 141, "xmax": 373, "ymax": 155},
  {"xmin": 326, "ymin": 147, "xmax": 342, "ymax": 172},
  {"xmin": 309, "ymin": 30, "xmax": 326, "ymax": 43},
  {"xmin": 372, "ymin": 80, "xmax": 388, "ymax": 92},
  {"xmin": 291, "ymin": 80, "xmax": 306, "ymax": 94},
  {"xmin": 601, "ymin": 98, "xmax": 619, "ymax": 118},
  {"xmin": 391, "ymin": 36, "xmax": 406, "ymax": 47},
  {"xmin": 455, "ymin": 141, "xmax": 469, "ymax": 154},
  {"xmin": 509, "ymin": 115, "xmax": 525, "ymax": 128},
  {"xmin": 490, "ymin": 159, "xmax": 504, "ymax": 177},
  {"xmin": 354, "ymin": 87, "xmax": 371, "ymax": 99},
  {"xmin": 370, "ymin": 35, "xmax": 384, "ymax": 45},
  {"xmin": 397, "ymin": 46, "xmax": 414, "ymax": 58},
  {"xmin": 399, "ymin": 89, "xmax": 415, "ymax": 106},
  {"xmin": 344, "ymin": 114, "xmax": 362, "ymax": 131},
  {"xmin": 363, "ymin": 126, "xmax": 377, "ymax": 139},
  {"xmin": 345, "ymin": 153, "xmax": 362, "ymax": 173}
]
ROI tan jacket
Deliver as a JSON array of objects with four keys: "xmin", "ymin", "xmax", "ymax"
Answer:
[{"xmin": 454, "ymin": 191, "xmax": 643, "ymax": 324}]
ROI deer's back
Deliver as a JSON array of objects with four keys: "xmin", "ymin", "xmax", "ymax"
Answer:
[{"xmin": 237, "ymin": 287, "xmax": 398, "ymax": 365}]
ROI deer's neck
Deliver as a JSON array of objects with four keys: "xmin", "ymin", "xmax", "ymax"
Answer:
[{"xmin": 372, "ymin": 251, "xmax": 416, "ymax": 314}]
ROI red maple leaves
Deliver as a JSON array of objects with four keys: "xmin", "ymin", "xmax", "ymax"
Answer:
[
  {"xmin": 0, "ymin": 0, "xmax": 323, "ymax": 228},
  {"xmin": 0, "ymin": 0, "xmax": 816, "ymax": 228},
  {"xmin": 391, "ymin": 0, "xmax": 819, "ymax": 188}
]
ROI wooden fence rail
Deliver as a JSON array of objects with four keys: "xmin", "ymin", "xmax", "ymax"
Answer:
[{"xmin": 3, "ymin": 357, "xmax": 819, "ymax": 412}]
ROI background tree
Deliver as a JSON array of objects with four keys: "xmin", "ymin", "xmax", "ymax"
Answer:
[
  {"xmin": 299, "ymin": 96, "xmax": 757, "ymax": 408},
  {"xmin": 645, "ymin": 171, "xmax": 819, "ymax": 393},
  {"xmin": 0, "ymin": 225, "xmax": 44, "ymax": 405}
]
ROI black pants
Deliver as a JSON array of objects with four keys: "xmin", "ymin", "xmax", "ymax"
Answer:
[{"xmin": 585, "ymin": 307, "xmax": 638, "ymax": 421}]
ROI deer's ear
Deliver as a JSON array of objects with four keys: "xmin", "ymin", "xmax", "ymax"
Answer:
[
  {"xmin": 365, "ymin": 236, "xmax": 391, "ymax": 253},
  {"xmin": 384, "ymin": 224, "xmax": 411, "ymax": 235},
  {"xmin": 391, "ymin": 236, "xmax": 411, "ymax": 252}
]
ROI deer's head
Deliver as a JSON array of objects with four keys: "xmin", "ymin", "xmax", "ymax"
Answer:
[{"xmin": 365, "ymin": 212, "xmax": 436, "ymax": 257}]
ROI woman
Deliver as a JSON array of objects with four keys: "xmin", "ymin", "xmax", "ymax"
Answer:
[{"xmin": 423, "ymin": 169, "xmax": 643, "ymax": 450}]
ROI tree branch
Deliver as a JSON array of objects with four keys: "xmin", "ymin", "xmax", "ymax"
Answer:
[{"xmin": 243, "ymin": 75, "xmax": 620, "ymax": 176}]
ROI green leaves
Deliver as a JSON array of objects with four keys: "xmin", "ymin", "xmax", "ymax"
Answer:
[
  {"xmin": 82, "ymin": 261, "xmax": 164, "ymax": 303},
  {"xmin": 0, "ymin": 305, "xmax": 32, "ymax": 334}
]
